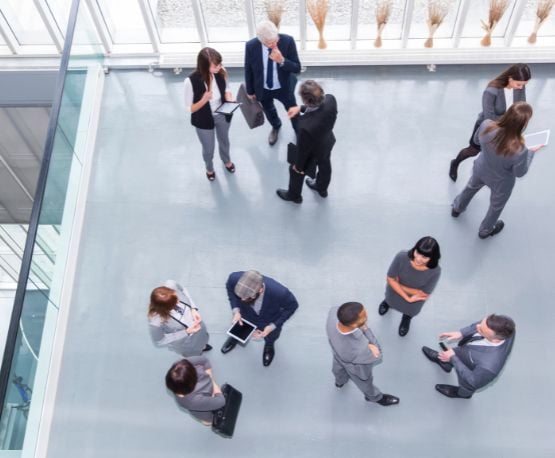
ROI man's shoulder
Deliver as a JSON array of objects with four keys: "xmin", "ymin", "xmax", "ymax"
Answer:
[
  {"xmin": 227, "ymin": 271, "xmax": 244, "ymax": 284},
  {"xmin": 246, "ymin": 37, "xmax": 260, "ymax": 49},
  {"xmin": 263, "ymin": 275, "xmax": 287, "ymax": 292},
  {"xmin": 278, "ymin": 33, "xmax": 294, "ymax": 42}
]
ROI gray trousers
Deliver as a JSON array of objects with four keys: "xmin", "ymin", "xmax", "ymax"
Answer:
[
  {"xmin": 195, "ymin": 113, "xmax": 231, "ymax": 172},
  {"xmin": 452, "ymin": 173, "xmax": 515, "ymax": 236},
  {"xmin": 332, "ymin": 357, "xmax": 382, "ymax": 402}
]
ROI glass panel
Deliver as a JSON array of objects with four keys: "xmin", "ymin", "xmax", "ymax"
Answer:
[
  {"xmin": 460, "ymin": 0, "xmax": 517, "ymax": 39},
  {"xmin": 514, "ymin": 0, "xmax": 555, "ymax": 39},
  {"xmin": 252, "ymin": 0, "xmax": 300, "ymax": 39},
  {"xmin": 45, "ymin": 0, "xmax": 73, "ymax": 36},
  {"xmin": 357, "ymin": 0, "xmax": 407, "ymax": 42},
  {"xmin": 0, "ymin": 0, "xmax": 53, "ymax": 45},
  {"xmin": 306, "ymin": 0, "xmax": 352, "ymax": 48},
  {"xmin": 409, "ymin": 0, "xmax": 462, "ymax": 40},
  {"xmin": 200, "ymin": 0, "xmax": 249, "ymax": 42},
  {"xmin": 95, "ymin": 0, "xmax": 150, "ymax": 44},
  {"xmin": 148, "ymin": 0, "xmax": 198, "ymax": 43}
]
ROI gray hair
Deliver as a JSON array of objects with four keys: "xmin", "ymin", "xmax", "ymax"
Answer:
[
  {"xmin": 256, "ymin": 20, "xmax": 279, "ymax": 43},
  {"xmin": 299, "ymin": 80, "xmax": 325, "ymax": 107}
]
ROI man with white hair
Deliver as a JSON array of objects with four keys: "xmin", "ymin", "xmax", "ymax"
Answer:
[{"xmin": 244, "ymin": 20, "xmax": 301, "ymax": 145}]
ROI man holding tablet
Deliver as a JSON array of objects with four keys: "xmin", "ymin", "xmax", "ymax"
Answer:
[{"xmin": 221, "ymin": 270, "xmax": 299, "ymax": 367}]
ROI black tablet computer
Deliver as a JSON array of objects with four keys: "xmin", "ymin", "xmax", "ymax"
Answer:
[{"xmin": 226, "ymin": 318, "xmax": 257, "ymax": 344}]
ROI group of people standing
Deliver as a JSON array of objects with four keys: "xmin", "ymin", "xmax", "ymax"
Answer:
[{"xmin": 160, "ymin": 19, "xmax": 545, "ymax": 431}]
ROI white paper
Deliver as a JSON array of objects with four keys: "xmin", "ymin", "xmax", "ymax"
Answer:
[{"xmin": 524, "ymin": 130, "xmax": 550, "ymax": 148}]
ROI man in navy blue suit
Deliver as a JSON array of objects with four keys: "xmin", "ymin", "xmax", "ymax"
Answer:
[
  {"xmin": 220, "ymin": 270, "xmax": 299, "ymax": 367},
  {"xmin": 244, "ymin": 20, "xmax": 301, "ymax": 146}
]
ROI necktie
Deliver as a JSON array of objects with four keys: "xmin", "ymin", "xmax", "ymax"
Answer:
[
  {"xmin": 458, "ymin": 334, "xmax": 484, "ymax": 347},
  {"xmin": 266, "ymin": 48, "xmax": 274, "ymax": 89}
]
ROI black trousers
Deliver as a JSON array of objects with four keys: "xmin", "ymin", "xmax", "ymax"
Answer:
[
  {"xmin": 288, "ymin": 151, "xmax": 332, "ymax": 198},
  {"xmin": 260, "ymin": 88, "xmax": 299, "ymax": 133}
]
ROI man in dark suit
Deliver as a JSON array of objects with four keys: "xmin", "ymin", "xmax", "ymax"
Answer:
[
  {"xmin": 220, "ymin": 270, "xmax": 299, "ymax": 367},
  {"xmin": 244, "ymin": 20, "xmax": 301, "ymax": 146},
  {"xmin": 422, "ymin": 314, "xmax": 515, "ymax": 398},
  {"xmin": 276, "ymin": 80, "xmax": 337, "ymax": 204}
]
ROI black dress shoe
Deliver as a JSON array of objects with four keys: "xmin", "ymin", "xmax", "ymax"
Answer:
[
  {"xmin": 202, "ymin": 344, "xmax": 213, "ymax": 352},
  {"xmin": 375, "ymin": 394, "xmax": 400, "ymax": 406},
  {"xmin": 435, "ymin": 384, "xmax": 472, "ymax": 399},
  {"xmin": 421, "ymin": 346, "xmax": 452, "ymax": 373},
  {"xmin": 449, "ymin": 159, "xmax": 458, "ymax": 182},
  {"xmin": 276, "ymin": 189, "xmax": 302, "ymax": 204},
  {"xmin": 451, "ymin": 207, "xmax": 460, "ymax": 217},
  {"xmin": 263, "ymin": 344, "xmax": 275, "ymax": 367},
  {"xmin": 220, "ymin": 337, "xmax": 238, "ymax": 354},
  {"xmin": 378, "ymin": 300, "xmax": 389, "ymax": 316},
  {"xmin": 268, "ymin": 127, "xmax": 280, "ymax": 146},
  {"xmin": 479, "ymin": 220, "xmax": 504, "ymax": 239},
  {"xmin": 335, "ymin": 382, "xmax": 346, "ymax": 388},
  {"xmin": 398, "ymin": 315, "xmax": 412, "ymax": 337},
  {"xmin": 305, "ymin": 178, "xmax": 328, "ymax": 198}
]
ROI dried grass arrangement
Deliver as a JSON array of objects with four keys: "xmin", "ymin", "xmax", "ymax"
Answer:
[
  {"xmin": 424, "ymin": 1, "xmax": 449, "ymax": 48},
  {"xmin": 528, "ymin": 0, "xmax": 555, "ymax": 44},
  {"xmin": 374, "ymin": 0, "xmax": 392, "ymax": 48},
  {"xmin": 480, "ymin": 0, "xmax": 510, "ymax": 47},
  {"xmin": 266, "ymin": 0, "xmax": 285, "ymax": 29},
  {"xmin": 307, "ymin": 0, "xmax": 329, "ymax": 49}
]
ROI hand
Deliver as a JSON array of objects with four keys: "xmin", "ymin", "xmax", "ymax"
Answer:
[
  {"xmin": 368, "ymin": 343, "xmax": 381, "ymax": 358},
  {"xmin": 407, "ymin": 292, "xmax": 428, "ymax": 303},
  {"xmin": 530, "ymin": 144, "xmax": 544, "ymax": 153},
  {"xmin": 186, "ymin": 321, "xmax": 202, "ymax": 335},
  {"xmin": 252, "ymin": 325, "xmax": 274, "ymax": 340},
  {"xmin": 212, "ymin": 382, "xmax": 222, "ymax": 396},
  {"xmin": 438, "ymin": 348, "xmax": 455, "ymax": 362},
  {"xmin": 269, "ymin": 47, "xmax": 284, "ymax": 64},
  {"xmin": 232, "ymin": 311, "xmax": 243, "ymax": 326},
  {"xmin": 439, "ymin": 331, "xmax": 463, "ymax": 341},
  {"xmin": 201, "ymin": 90, "xmax": 213, "ymax": 103},
  {"xmin": 292, "ymin": 164, "xmax": 304, "ymax": 175},
  {"xmin": 287, "ymin": 106, "xmax": 301, "ymax": 119},
  {"xmin": 191, "ymin": 309, "xmax": 202, "ymax": 323},
  {"xmin": 247, "ymin": 93, "xmax": 256, "ymax": 101}
]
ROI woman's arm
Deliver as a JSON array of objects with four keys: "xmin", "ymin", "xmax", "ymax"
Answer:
[{"xmin": 387, "ymin": 276, "xmax": 428, "ymax": 303}]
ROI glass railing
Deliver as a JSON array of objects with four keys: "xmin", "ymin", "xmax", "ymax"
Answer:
[{"xmin": 0, "ymin": 0, "xmax": 105, "ymax": 455}]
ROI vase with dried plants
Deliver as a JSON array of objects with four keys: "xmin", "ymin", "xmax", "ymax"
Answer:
[
  {"xmin": 528, "ymin": 0, "xmax": 555, "ymax": 44},
  {"xmin": 480, "ymin": 0, "xmax": 510, "ymax": 47},
  {"xmin": 424, "ymin": 1, "xmax": 449, "ymax": 48},
  {"xmin": 266, "ymin": 0, "xmax": 285, "ymax": 29},
  {"xmin": 307, "ymin": 0, "xmax": 329, "ymax": 49},
  {"xmin": 374, "ymin": 0, "xmax": 392, "ymax": 48}
]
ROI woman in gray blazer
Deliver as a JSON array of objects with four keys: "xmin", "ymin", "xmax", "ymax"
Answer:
[
  {"xmin": 148, "ymin": 280, "xmax": 210, "ymax": 357},
  {"xmin": 449, "ymin": 64, "xmax": 531, "ymax": 182},
  {"xmin": 166, "ymin": 356, "xmax": 225, "ymax": 425},
  {"xmin": 451, "ymin": 102, "xmax": 544, "ymax": 239}
]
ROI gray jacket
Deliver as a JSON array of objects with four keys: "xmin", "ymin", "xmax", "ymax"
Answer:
[
  {"xmin": 452, "ymin": 322, "xmax": 515, "ymax": 393},
  {"xmin": 326, "ymin": 307, "xmax": 382, "ymax": 381},
  {"xmin": 477, "ymin": 86, "xmax": 526, "ymax": 124}
]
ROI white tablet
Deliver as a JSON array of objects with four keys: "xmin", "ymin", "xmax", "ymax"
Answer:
[
  {"xmin": 226, "ymin": 318, "xmax": 257, "ymax": 344},
  {"xmin": 215, "ymin": 102, "xmax": 241, "ymax": 115},
  {"xmin": 525, "ymin": 130, "xmax": 550, "ymax": 148}
]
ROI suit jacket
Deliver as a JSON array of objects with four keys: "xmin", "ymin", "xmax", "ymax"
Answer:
[
  {"xmin": 326, "ymin": 307, "xmax": 382, "ymax": 381},
  {"xmin": 452, "ymin": 321, "xmax": 515, "ymax": 392},
  {"xmin": 226, "ymin": 272, "xmax": 298, "ymax": 330},
  {"xmin": 244, "ymin": 34, "xmax": 301, "ymax": 100},
  {"xmin": 295, "ymin": 94, "xmax": 338, "ymax": 172},
  {"xmin": 477, "ymin": 86, "xmax": 526, "ymax": 124}
]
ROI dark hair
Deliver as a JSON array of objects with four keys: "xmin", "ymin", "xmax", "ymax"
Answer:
[
  {"xmin": 486, "ymin": 314, "xmax": 515, "ymax": 340},
  {"xmin": 196, "ymin": 47, "xmax": 227, "ymax": 87},
  {"xmin": 484, "ymin": 101, "xmax": 533, "ymax": 156},
  {"xmin": 408, "ymin": 236, "xmax": 441, "ymax": 269},
  {"xmin": 337, "ymin": 302, "xmax": 364, "ymax": 326},
  {"xmin": 299, "ymin": 80, "xmax": 325, "ymax": 107},
  {"xmin": 148, "ymin": 286, "xmax": 178, "ymax": 320},
  {"xmin": 166, "ymin": 359, "xmax": 198, "ymax": 396},
  {"xmin": 488, "ymin": 63, "xmax": 531, "ymax": 89}
]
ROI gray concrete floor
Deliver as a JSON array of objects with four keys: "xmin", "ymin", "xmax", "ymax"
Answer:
[{"xmin": 47, "ymin": 64, "xmax": 555, "ymax": 458}]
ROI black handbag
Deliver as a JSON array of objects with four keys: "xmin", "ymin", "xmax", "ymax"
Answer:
[
  {"xmin": 236, "ymin": 83, "xmax": 265, "ymax": 129},
  {"xmin": 212, "ymin": 383, "xmax": 242, "ymax": 438}
]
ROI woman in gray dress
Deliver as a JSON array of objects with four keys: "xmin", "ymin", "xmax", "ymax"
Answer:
[
  {"xmin": 379, "ymin": 237, "xmax": 441, "ymax": 337},
  {"xmin": 166, "ymin": 356, "xmax": 225, "ymax": 425},
  {"xmin": 449, "ymin": 63, "xmax": 531, "ymax": 182},
  {"xmin": 452, "ymin": 102, "xmax": 543, "ymax": 239},
  {"xmin": 148, "ymin": 280, "xmax": 211, "ymax": 357}
]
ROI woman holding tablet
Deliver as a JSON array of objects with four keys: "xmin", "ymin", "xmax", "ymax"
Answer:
[
  {"xmin": 451, "ymin": 102, "xmax": 543, "ymax": 239},
  {"xmin": 449, "ymin": 63, "xmax": 531, "ymax": 182},
  {"xmin": 148, "ymin": 280, "xmax": 211, "ymax": 357},
  {"xmin": 185, "ymin": 47, "xmax": 235, "ymax": 181},
  {"xmin": 166, "ymin": 357, "xmax": 225, "ymax": 426}
]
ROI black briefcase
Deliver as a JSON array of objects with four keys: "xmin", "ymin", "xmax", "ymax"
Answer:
[
  {"xmin": 287, "ymin": 142, "xmax": 297, "ymax": 165},
  {"xmin": 236, "ymin": 83, "xmax": 265, "ymax": 129},
  {"xmin": 212, "ymin": 383, "xmax": 242, "ymax": 438}
]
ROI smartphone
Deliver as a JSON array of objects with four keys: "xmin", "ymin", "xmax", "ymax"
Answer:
[{"xmin": 439, "ymin": 342, "xmax": 448, "ymax": 351}]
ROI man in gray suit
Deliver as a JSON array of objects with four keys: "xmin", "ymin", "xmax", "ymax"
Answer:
[
  {"xmin": 326, "ymin": 302, "xmax": 399, "ymax": 406},
  {"xmin": 422, "ymin": 314, "xmax": 515, "ymax": 398}
]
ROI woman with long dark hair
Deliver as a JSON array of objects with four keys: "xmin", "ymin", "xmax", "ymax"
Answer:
[
  {"xmin": 449, "ymin": 63, "xmax": 531, "ymax": 182},
  {"xmin": 378, "ymin": 237, "xmax": 442, "ymax": 336},
  {"xmin": 184, "ymin": 47, "xmax": 235, "ymax": 181},
  {"xmin": 451, "ymin": 102, "xmax": 544, "ymax": 238}
]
